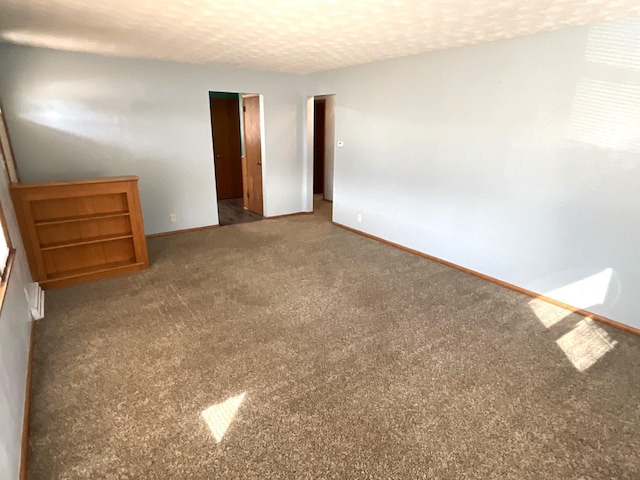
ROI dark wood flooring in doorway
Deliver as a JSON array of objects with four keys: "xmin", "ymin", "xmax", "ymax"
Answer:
[{"xmin": 218, "ymin": 198, "xmax": 263, "ymax": 226}]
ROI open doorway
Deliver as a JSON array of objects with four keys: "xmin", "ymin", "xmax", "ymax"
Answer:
[
  {"xmin": 313, "ymin": 98, "xmax": 326, "ymax": 197},
  {"xmin": 209, "ymin": 92, "xmax": 265, "ymax": 226},
  {"xmin": 310, "ymin": 94, "xmax": 336, "ymax": 217}
]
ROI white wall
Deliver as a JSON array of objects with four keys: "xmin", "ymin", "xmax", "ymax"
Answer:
[
  {"xmin": 0, "ymin": 148, "xmax": 33, "ymax": 480},
  {"xmin": 0, "ymin": 45, "xmax": 307, "ymax": 234},
  {"xmin": 307, "ymin": 18, "xmax": 640, "ymax": 329}
]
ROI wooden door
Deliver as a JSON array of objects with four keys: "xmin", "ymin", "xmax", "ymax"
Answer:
[
  {"xmin": 210, "ymin": 96, "xmax": 243, "ymax": 200},
  {"xmin": 242, "ymin": 95, "xmax": 264, "ymax": 215},
  {"xmin": 313, "ymin": 98, "xmax": 326, "ymax": 195}
]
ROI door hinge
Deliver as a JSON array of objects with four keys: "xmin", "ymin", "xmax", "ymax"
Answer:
[{"xmin": 243, "ymin": 106, "xmax": 246, "ymax": 112}]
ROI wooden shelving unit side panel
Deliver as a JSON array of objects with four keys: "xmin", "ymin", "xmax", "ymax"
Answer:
[
  {"xmin": 10, "ymin": 176, "xmax": 149, "ymax": 288},
  {"xmin": 124, "ymin": 178, "xmax": 149, "ymax": 271},
  {"xmin": 10, "ymin": 185, "xmax": 50, "ymax": 282}
]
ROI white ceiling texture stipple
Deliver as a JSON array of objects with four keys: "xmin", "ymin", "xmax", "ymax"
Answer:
[{"xmin": 0, "ymin": 0, "xmax": 639, "ymax": 74}]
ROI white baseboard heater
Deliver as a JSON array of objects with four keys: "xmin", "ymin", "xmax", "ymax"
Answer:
[{"xmin": 25, "ymin": 282, "xmax": 44, "ymax": 320}]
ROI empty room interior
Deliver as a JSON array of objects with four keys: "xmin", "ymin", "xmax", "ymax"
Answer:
[{"xmin": 0, "ymin": 1, "xmax": 639, "ymax": 479}]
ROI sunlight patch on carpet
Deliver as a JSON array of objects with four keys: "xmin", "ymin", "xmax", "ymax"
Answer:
[
  {"xmin": 556, "ymin": 319, "xmax": 617, "ymax": 372},
  {"xmin": 201, "ymin": 392, "xmax": 246, "ymax": 443},
  {"xmin": 528, "ymin": 299, "xmax": 574, "ymax": 328}
]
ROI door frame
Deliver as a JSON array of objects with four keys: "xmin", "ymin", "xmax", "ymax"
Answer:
[
  {"xmin": 241, "ymin": 94, "xmax": 267, "ymax": 216},
  {"xmin": 208, "ymin": 91, "xmax": 267, "ymax": 220},
  {"xmin": 305, "ymin": 94, "xmax": 336, "ymax": 212}
]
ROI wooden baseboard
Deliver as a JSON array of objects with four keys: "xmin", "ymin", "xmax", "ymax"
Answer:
[
  {"xmin": 333, "ymin": 221, "xmax": 640, "ymax": 337},
  {"xmin": 146, "ymin": 224, "xmax": 220, "ymax": 239},
  {"xmin": 19, "ymin": 320, "xmax": 35, "ymax": 480},
  {"xmin": 265, "ymin": 211, "xmax": 313, "ymax": 220}
]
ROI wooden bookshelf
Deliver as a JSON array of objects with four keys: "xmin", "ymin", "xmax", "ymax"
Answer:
[{"xmin": 10, "ymin": 176, "xmax": 149, "ymax": 289}]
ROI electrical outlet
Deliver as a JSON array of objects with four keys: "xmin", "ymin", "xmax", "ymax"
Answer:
[
  {"xmin": 170, "ymin": 213, "xmax": 177, "ymax": 223},
  {"xmin": 356, "ymin": 213, "xmax": 362, "ymax": 223}
]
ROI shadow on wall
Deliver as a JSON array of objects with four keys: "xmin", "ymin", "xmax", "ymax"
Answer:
[
  {"xmin": 18, "ymin": 112, "xmax": 123, "ymax": 180},
  {"xmin": 18, "ymin": 95, "xmax": 204, "ymax": 160},
  {"xmin": 14, "ymin": 118, "xmax": 172, "ymax": 233}
]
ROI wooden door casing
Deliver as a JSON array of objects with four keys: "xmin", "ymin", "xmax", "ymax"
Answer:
[{"xmin": 242, "ymin": 95, "xmax": 264, "ymax": 215}]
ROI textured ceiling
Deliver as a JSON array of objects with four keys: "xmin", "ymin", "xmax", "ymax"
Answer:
[{"xmin": 0, "ymin": 0, "xmax": 639, "ymax": 74}]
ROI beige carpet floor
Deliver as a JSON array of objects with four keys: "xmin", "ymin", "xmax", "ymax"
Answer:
[{"xmin": 28, "ymin": 199, "xmax": 640, "ymax": 479}]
